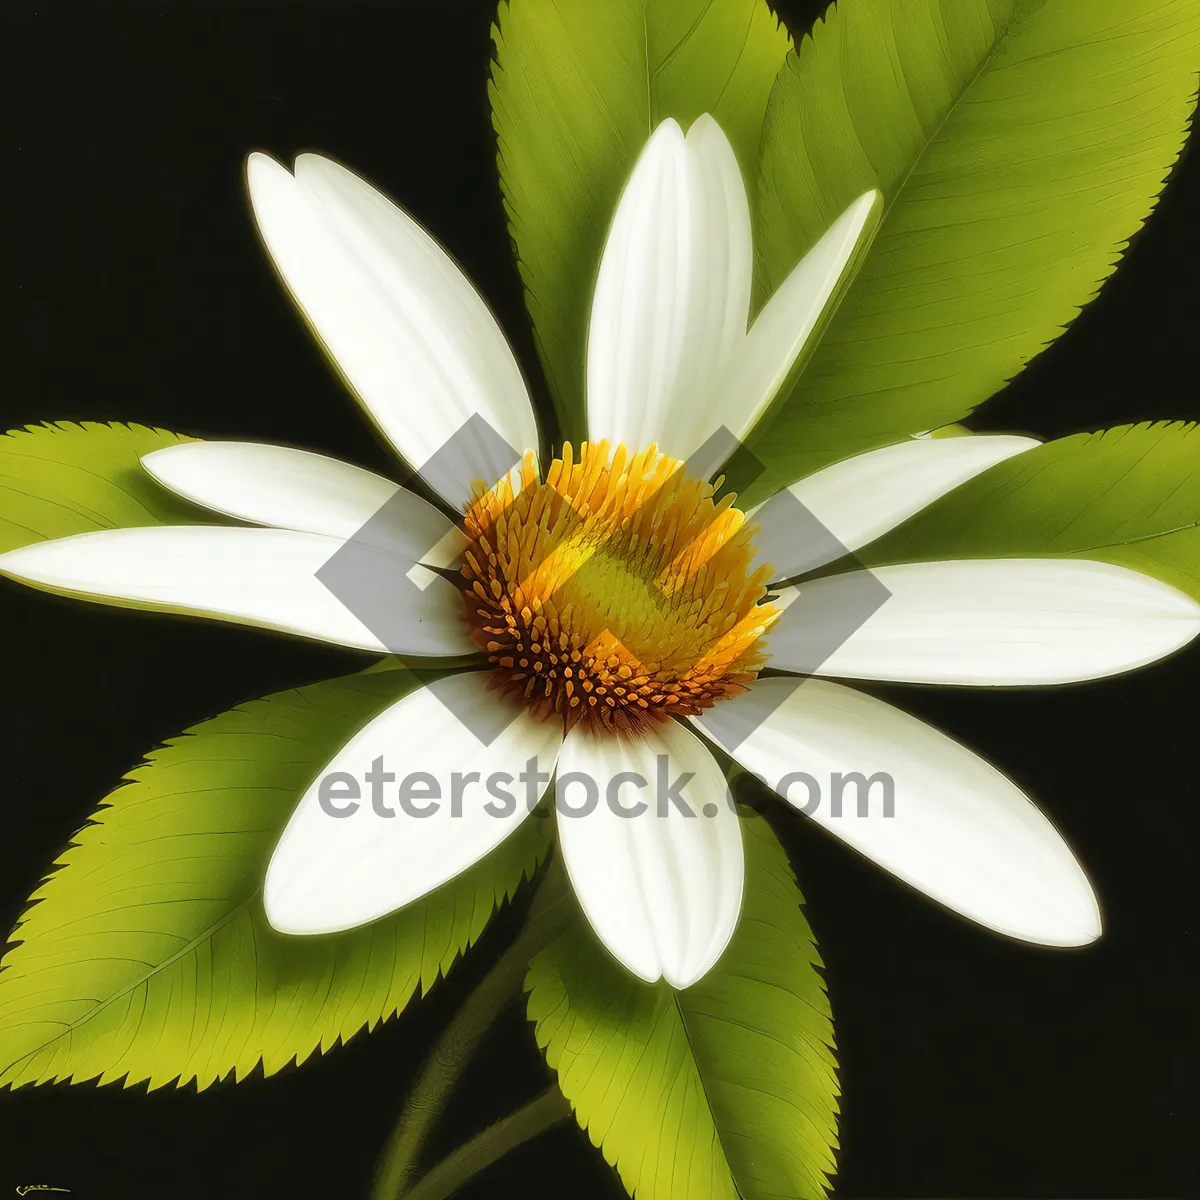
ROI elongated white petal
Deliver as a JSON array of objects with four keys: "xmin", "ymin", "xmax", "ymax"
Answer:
[
  {"xmin": 144, "ymin": 440, "xmax": 396, "ymax": 535},
  {"xmin": 141, "ymin": 441, "xmax": 467, "ymax": 585},
  {"xmin": 704, "ymin": 189, "xmax": 881, "ymax": 449},
  {"xmin": 775, "ymin": 559, "xmax": 1200, "ymax": 684},
  {"xmin": 686, "ymin": 116, "xmax": 754, "ymax": 383},
  {"xmin": 265, "ymin": 672, "xmax": 562, "ymax": 934},
  {"xmin": 586, "ymin": 116, "xmax": 752, "ymax": 459},
  {"xmin": 555, "ymin": 719, "xmax": 743, "ymax": 988},
  {"xmin": 246, "ymin": 152, "xmax": 538, "ymax": 509},
  {"xmin": 702, "ymin": 678, "xmax": 1101, "ymax": 946},
  {"xmin": 0, "ymin": 526, "xmax": 472, "ymax": 656},
  {"xmin": 757, "ymin": 435, "xmax": 1039, "ymax": 578}
]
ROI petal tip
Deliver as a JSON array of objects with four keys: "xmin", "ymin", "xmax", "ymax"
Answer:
[
  {"xmin": 139, "ymin": 443, "xmax": 182, "ymax": 479},
  {"xmin": 1022, "ymin": 874, "xmax": 1103, "ymax": 949},
  {"xmin": 684, "ymin": 112, "xmax": 742, "ymax": 181},
  {"xmin": 245, "ymin": 150, "xmax": 287, "ymax": 181},
  {"xmin": 292, "ymin": 150, "xmax": 344, "ymax": 180},
  {"xmin": 245, "ymin": 152, "xmax": 299, "ymax": 221},
  {"xmin": 629, "ymin": 960, "xmax": 666, "ymax": 986},
  {"xmin": 1039, "ymin": 916, "xmax": 1103, "ymax": 949},
  {"xmin": 0, "ymin": 542, "xmax": 42, "ymax": 581},
  {"xmin": 854, "ymin": 188, "xmax": 885, "ymax": 231},
  {"xmin": 1069, "ymin": 890, "xmax": 1104, "ymax": 947},
  {"xmin": 685, "ymin": 111, "xmax": 725, "ymax": 143},
  {"xmin": 645, "ymin": 116, "xmax": 686, "ymax": 158},
  {"xmin": 262, "ymin": 867, "xmax": 326, "ymax": 937},
  {"xmin": 662, "ymin": 963, "xmax": 707, "ymax": 990}
]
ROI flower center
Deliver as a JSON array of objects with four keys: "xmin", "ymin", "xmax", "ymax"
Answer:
[{"xmin": 459, "ymin": 442, "xmax": 778, "ymax": 734}]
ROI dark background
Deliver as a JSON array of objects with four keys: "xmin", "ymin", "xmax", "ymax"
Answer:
[{"xmin": 4, "ymin": 1, "xmax": 1199, "ymax": 1196}]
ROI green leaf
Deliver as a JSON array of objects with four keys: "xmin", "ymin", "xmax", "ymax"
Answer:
[
  {"xmin": 0, "ymin": 421, "xmax": 206, "ymax": 553},
  {"xmin": 739, "ymin": 0, "xmax": 1200, "ymax": 501},
  {"xmin": 863, "ymin": 422, "xmax": 1200, "ymax": 599},
  {"xmin": 0, "ymin": 669, "xmax": 548, "ymax": 1090},
  {"xmin": 527, "ymin": 815, "xmax": 838, "ymax": 1200},
  {"xmin": 490, "ymin": 0, "xmax": 790, "ymax": 439}
]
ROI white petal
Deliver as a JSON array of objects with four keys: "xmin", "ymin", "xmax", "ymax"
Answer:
[
  {"xmin": 264, "ymin": 672, "xmax": 562, "ymax": 934},
  {"xmin": 0, "ymin": 526, "xmax": 472, "ymax": 656},
  {"xmin": 757, "ymin": 434, "xmax": 1040, "ymax": 578},
  {"xmin": 776, "ymin": 559, "xmax": 1200, "ymax": 685},
  {"xmin": 685, "ymin": 116, "xmax": 754, "ymax": 386},
  {"xmin": 555, "ymin": 718, "xmax": 743, "ymax": 988},
  {"xmin": 246, "ymin": 151, "xmax": 538, "ymax": 510},
  {"xmin": 701, "ymin": 678, "xmax": 1101, "ymax": 946},
  {"xmin": 586, "ymin": 117, "xmax": 752, "ymax": 459},
  {"xmin": 141, "ymin": 441, "xmax": 467, "ymax": 587},
  {"xmin": 145, "ymin": 440, "xmax": 394, "ymax": 534},
  {"xmin": 711, "ymin": 190, "xmax": 882, "ymax": 448}
]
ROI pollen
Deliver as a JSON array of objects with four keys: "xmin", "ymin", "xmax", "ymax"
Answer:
[{"xmin": 459, "ymin": 442, "xmax": 778, "ymax": 734}]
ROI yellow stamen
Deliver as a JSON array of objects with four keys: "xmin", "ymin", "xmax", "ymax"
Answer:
[{"xmin": 460, "ymin": 442, "xmax": 778, "ymax": 734}]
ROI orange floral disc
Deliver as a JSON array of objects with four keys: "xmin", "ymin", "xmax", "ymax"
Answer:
[{"xmin": 459, "ymin": 442, "xmax": 779, "ymax": 734}]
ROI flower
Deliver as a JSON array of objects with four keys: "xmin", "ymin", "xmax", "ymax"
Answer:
[{"xmin": 2, "ymin": 116, "xmax": 1197, "ymax": 990}]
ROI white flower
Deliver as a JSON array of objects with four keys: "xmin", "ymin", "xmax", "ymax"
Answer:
[{"xmin": 3, "ymin": 117, "xmax": 1197, "ymax": 990}]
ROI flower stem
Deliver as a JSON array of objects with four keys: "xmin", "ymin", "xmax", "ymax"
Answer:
[
  {"xmin": 371, "ymin": 858, "xmax": 573, "ymax": 1200},
  {"xmin": 399, "ymin": 1086, "xmax": 573, "ymax": 1200}
]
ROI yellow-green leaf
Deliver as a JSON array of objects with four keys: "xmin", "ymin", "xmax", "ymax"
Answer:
[
  {"xmin": 0, "ymin": 421, "xmax": 205, "ymax": 552},
  {"xmin": 527, "ymin": 816, "xmax": 838, "ymax": 1200},
  {"xmin": 0, "ymin": 668, "xmax": 548, "ymax": 1091},
  {"xmin": 740, "ymin": 0, "xmax": 1200, "ymax": 500}
]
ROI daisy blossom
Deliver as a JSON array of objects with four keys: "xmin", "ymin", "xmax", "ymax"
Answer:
[{"xmin": 3, "ymin": 116, "xmax": 1197, "ymax": 988}]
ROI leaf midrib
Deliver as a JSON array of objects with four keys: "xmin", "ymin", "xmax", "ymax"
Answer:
[
  {"xmin": 1, "ymin": 894, "xmax": 256, "ymax": 1080},
  {"xmin": 672, "ymin": 987, "xmax": 746, "ymax": 1200},
  {"xmin": 877, "ymin": 1, "xmax": 1027, "ymax": 229}
]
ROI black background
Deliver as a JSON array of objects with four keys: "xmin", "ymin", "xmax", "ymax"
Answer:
[{"xmin": 4, "ymin": 1, "xmax": 1199, "ymax": 1196}]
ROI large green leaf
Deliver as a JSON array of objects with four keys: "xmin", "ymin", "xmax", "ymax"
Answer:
[
  {"xmin": 490, "ymin": 0, "xmax": 790, "ymax": 439},
  {"xmin": 0, "ymin": 421, "xmax": 205, "ymax": 552},
  {"xmin": 527, "ymin": 815, "xmax": 837, "ymax": 1200},
  {"xmin": 739, "ymin": 0, "xmax": 1200, "ymax": 501},
  {"xmin": 0, "ymin": 669, "xmax": 548, "ymax": 1090},
  {"xmin": 863, "ymin": 422, "xmax": 1200, "ymax": 599}
]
